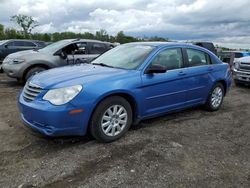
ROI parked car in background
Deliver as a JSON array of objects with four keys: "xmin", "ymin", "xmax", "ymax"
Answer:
[
  {"xmin": 218, "ymin": 51, "xmax": 250, "ymax": 66},
  {"xmin": 193, "ymin": 42, "xmax": 217, "ymax": 55},
  {"xmin": 233, "ymin": 56, "xmax": 250, "ymax": 85},
  {"xmin": 2, "ymin": 39, "xmax": 113, "ymax": 82},
  {"xmin": 18, "ymin": 42, "xmax": 232, "ymax": 142},
  {"xmin": 0, "ymin": 39, "xmax": 46, "ymax": 72}
]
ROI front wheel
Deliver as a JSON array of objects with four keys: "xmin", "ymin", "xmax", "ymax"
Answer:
[
  {"xmin": 205, "ymin": 83, "xmax": 225, "ymax": 111},
  {"xmin": 90, "ymin": 96, "xmax": 132, "ymax": 143}
]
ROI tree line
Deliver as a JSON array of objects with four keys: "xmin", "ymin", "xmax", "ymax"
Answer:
[{"xmin": 0, "ymin": 14, "xmax": 170, "ymax": 44}]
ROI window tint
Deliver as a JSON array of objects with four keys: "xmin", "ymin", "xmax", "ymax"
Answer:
[
  {"xmin": 151, "ymin": 48, "xmax": 183, "ymax": 70},
  {"xmin": 35, "ymin": 41, "xmax": 46, "ymax": 47},
  {"xmin": 89, "ymin": 43, "xmax": 107, "ymax": 54},
  {"xmin": 234, "ymin": 53, "xmax": 243, "ymax": 58},
  {"xmin": 13, "ymin": 41, "xmax": 25, "ymax": 46},
  {"xmin": 23, "ymin": 41, "xmax": 36, "ymax": 47},
  {"xmin": 186, "ymin": 49, "xmax": 210, "ymax": 67}
]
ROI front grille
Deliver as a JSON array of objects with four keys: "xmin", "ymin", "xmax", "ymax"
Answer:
[
  {"xmin": 239, "ymin": 62, "xmax": 250, "ymax": 72},
  {"xmin": 23, "ymin": 82, "xmax": 43, "ymax": 102}
]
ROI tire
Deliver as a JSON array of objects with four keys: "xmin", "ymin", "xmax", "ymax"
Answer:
[
  {"xmin": 25, "ymin": 67, "xmax": 46, "ymax": 82},
  {"xmin": 90, "ymin": 96, "xmax": 132, "ymax": 143},
  {"xmin": 205, "ymin": 83, "xmax": 225, "ymax": 111},
  {"xmin": 234, "ymin": 79, "xmax": 243, "ymax": 87}
]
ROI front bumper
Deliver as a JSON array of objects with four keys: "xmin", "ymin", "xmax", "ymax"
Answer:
[
  {"xmin": 18, "ymin": 91, "xmax": 91, "ymax": 137},
  {"xmin": 233, "ymin": 68, "xmax": 250, "ymax": 83},
  {"xmin": 2, "ymin": 63, "xmax": 23, "ymax": 78}
]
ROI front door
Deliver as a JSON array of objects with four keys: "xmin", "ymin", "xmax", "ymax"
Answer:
[{"xmin": 141, "ymin": 48, "xmax": 189, "ymax": 117}]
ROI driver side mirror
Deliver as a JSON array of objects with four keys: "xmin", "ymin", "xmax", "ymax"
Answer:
[
  {"xmin": 59, "ymin": 51, "xmax": 67, "ymax": 59},
  {"xmin": 4, "ymin": 44, "xmax": 8, "ymax": 49},
  {"xmin": 145, "ymin": 64, "xmax": 167, "ymax": 74}
]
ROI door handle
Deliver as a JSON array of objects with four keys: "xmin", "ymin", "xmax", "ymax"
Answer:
[
  {"xmin": 208, "ymin": 67, "xmax": 214, "ymax": 71},
  {"xmin": 178, "ymin": 71, "xmax": 186, "ymax": 76}
]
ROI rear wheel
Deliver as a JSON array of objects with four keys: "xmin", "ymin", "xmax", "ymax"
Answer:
[
  {"xmin": 25, "ymin": 67, "xmax": 46, "ymax": 82},
  {"xmin": 205, "ymin": 83, "xmax": 224, "ymax": 111},
  {"xmin": 90, "ymin": 96, "xmax": 132, "ymax": 143}
]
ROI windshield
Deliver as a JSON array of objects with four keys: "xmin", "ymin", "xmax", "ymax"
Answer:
[
  {"xmin": 39, "ymin": 40, "xmax": 72, "ymax": 53},
  {"xmin": 0, "ymin": 40, "xmax": 8, "ymax": 45},
  {"xmin": 91, "ymin": 44, "xmax": 155, "ymax": 70}
]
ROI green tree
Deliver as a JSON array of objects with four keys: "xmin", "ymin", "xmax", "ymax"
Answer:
[
  {"xmin": 95, "ymin": 29, "xmax": 109, "ymax": 41},
  {"xmin": 0, "ymin": 24, "xmax": 4, "ymax": 40},
  {"xmin": 116, "ymin": 31, "xmax": 126, "ymax": 44},
  {"xmin": 10, "ymin": 14, "xmax": 39, "ymax": 37}
]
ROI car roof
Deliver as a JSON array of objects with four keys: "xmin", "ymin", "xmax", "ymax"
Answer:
[
  {"xmin": 64, "ymin": 38, "xmax": 109, "ymax": 43},
  {"xmin": 222, "ymin": 51, "xmax": 250, "ymax": 53},
  {"xmin": 124, "ymin": 41, "xmax": 198, "ymax": 48},
  {"xmin": 5, "ymin": 39, "xmax": 44, "ymax": 42}
]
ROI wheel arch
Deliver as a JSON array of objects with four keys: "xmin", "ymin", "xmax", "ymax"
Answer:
[
  {"xmin": 216, "ymin": 79, "xmax": 227, "ymax": 96},
  {"xmin": 89, "ymin": 91, "xmax": 139, "ymax": 128},
  {"xmin": 22, "ymin": 63, "xmax": 52, "ymax": 81}
]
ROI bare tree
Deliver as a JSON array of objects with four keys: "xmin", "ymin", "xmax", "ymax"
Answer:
[{"xmin": 10, "ymin": 14, "xmax": 39, "ymax": 37}]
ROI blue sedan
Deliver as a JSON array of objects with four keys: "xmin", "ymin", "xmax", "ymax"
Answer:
[{"xmin": 19, "ymin": 42, "xmax": 232, "ymax": 142}]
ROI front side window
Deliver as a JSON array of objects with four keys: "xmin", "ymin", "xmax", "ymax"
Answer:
[
  {"xmin": 151, "ymin": 48, "xmax": 183, "ymax": 70},
  {"xmin": 186, "ymin": 49, "xmax": 210, "ymax": 67}
]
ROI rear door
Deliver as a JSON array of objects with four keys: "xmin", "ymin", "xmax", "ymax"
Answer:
[
  {"xmin": 183, "ymin": 48, "xmax": 214, "ymax": 104},
  {"xmin": 141, "ymin": 48, "xmax": 189, "ymax": 116}
]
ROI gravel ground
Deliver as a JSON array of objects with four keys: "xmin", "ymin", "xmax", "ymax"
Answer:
[{"xmin": 0, "ymin": 73, "xmax": 249, "ymax": 188}]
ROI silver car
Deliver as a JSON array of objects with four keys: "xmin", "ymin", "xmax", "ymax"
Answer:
[{"xmin": 2, "ymin": 39, "xmax": 114, "ymax": 82}]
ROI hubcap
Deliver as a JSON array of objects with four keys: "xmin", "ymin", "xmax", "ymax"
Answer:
[
  {"xmin": 211, "ymin": 87, "xmax": 223, "ymax": 108},
  {"xmin": 101, "ymin": 105, "xmax": 128, "ymax": 137}
]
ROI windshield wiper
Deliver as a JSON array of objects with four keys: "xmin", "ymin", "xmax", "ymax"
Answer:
[{"xmin": 92, "ymin": 63, "xmax": 114, "ymax": 68}]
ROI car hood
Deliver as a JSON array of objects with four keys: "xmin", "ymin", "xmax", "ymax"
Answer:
[
  {"xmin": 7, "ymin": 50, "xmax": 39, "ymax": 59},
  {"xmin": 238, "ymin": 56, "xmax": 250, "ymax": 63},
  {"xmin": 30, "ymin": 64, "xmax": 133, "ymax": 89}
]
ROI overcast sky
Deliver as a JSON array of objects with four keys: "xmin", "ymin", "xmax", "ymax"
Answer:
[{"xmin": 0, "ymin": 0, "xmax": 250, "ymax": 48}]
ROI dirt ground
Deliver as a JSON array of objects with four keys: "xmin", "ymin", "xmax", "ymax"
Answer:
[{"xmin": 0, "ymin": 73, "xmax": 249, "ymax": 188}]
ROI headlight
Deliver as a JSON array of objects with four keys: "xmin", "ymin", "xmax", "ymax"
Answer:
[
  {"xmin": 43, "ymin": 85, "xmax": 82, "ymax": 105},
  {"xmin": 234, "ymin": 62, "xmax": 239, "ymax": 70},
  {"xmin": 9, "ymin": 58, "xmax": 25, "ymax": 64}
]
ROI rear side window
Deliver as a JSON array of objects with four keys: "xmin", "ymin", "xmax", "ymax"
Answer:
[
  {"xmin": 186, "ymin": 49, "xmax": 210, "ymax": 67},
  {"xmin": 89, "ymin": 43, "xmax": 107, "ymax": 54},
  {"xmin": 151, "ymin": 48, "xmax": 183, "ymax": 70},
  {"xmin": 75, "ymin": 42, "xmax": 87, "ymax": 54},
  {"xmin": 35, "ymin": 41, "xmax": 46, "ymax": 47},
  {"xmin": 13, "ymin": 41, "xmax": 25, "ymax": 46}
]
